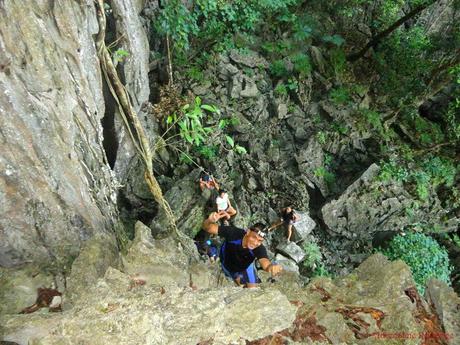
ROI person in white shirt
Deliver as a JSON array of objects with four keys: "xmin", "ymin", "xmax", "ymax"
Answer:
[{"xmin": 215, "ymin": 190, "xmax": 236, "ymax": 225}]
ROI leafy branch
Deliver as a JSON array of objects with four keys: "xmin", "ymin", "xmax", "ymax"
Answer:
[{"xmin": 162, "ymin": 96, "xmax": 247, "ymax": 162}]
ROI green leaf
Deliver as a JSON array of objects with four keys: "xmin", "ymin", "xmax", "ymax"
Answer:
[
  {"xmin": 188, "ymin": 111, "xmax": 199, "ymax": 120},
  {"xmin": 381, "ymin": 232, "xmax": 452, "ymax": 294},
  {"xmin": 178, "ymin": 121, "xmax": 188, "ymax": 131},
  {"xmin": 195, "ymin": 133, "xmax": 205, "ymax": 145},
  {"xmin": 201, "ymin": 104, "xmax": 218, "ymax": 113},
  {"xmin": 230, "ymin": 117, "xmax": 240, "ymax": 125},
  {"xmin": 185, "ymin": 133, "xmax": 193, "ymax": 144},
  {"xmin": 166, "ymin": 115, "xmax": 173, "ymax": 124},
  {"xmin": 234, "ymin": 145, "xmax": 247, "ymax": 155},
  {"xmin": 113, "ymin": 48, "xmax": 130, "ymax": 62},
  {"xmin": 225, "ymin": 135, "xmax": 235, "ymax": 147},
  {"xmin": 195, "ymin": 96, "xmax": 202, "ymax": 107},
  {"xmin": 218, "ymin": 119, "xmax": 227, "ymax": 129}
]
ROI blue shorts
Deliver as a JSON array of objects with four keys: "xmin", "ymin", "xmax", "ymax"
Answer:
[
  {"xmin": 220, "ymin": 261, "xmax": 259, "ymax": 284},
  {"xmin": 209, "ymin": 246, "xmax": 218, "ymax": 258}
]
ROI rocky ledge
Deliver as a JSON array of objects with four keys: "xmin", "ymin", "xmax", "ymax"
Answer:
[{"xmin": 1, "ymin": 222, "xmax": 459, "ymax": 344}]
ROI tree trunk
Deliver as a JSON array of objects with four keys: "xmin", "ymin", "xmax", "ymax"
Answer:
[{"xmin": 346, "ymin": 0, "xmax": 437, "ymax": 62}]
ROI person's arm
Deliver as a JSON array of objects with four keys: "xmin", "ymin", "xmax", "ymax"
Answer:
[
  {"xmin": 255, "ymin": 246, "xmax": 282, "ymax": 276},
  {"xmin": 202, "ymin": 212, "xmax": 226, "ymax": 235},
  {"xmin": 259, "ymin": 258, "xmax": 282, "ymax": 276},
  {"xmin": 212, "ymin": 176, "xmax": 219, "ymax": 190},
  {"xmin": 267, "ymin": 220, "xmax": 283, "ymax": 231}
]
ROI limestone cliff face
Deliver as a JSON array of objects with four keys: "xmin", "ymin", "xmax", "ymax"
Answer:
[
  {"xmin": 110, "ymin": 0, "xmax": 151, "ymax": 176},
  {"xmin": 0, "ymin": 0, "xmax": 149, "ymax": 268}
]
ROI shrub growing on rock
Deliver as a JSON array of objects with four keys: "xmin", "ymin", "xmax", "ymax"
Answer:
[
  {"xmin": 381, "ymin": 232, "xmax": 452, "ymax": 294},
  {"xmin": 302, "ymin": 242, "xmax": 322, "ymax": 269},
  {"xmin": 302, "ymin": 242, "xmax": 332, "ymax": 278}
]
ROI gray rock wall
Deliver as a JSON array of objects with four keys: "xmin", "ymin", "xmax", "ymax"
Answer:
[
  {"xmin": 321, "ymin": 163, "xmax": 459, "ymax": 240},
  {"xmin": 0, "ymin": 0, "xmax": 149, "ymax": 268}
]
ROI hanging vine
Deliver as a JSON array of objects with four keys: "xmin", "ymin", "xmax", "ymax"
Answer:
[{"xmin": 94, "ymin": 0, "xmax": 197, "ymax": 258}]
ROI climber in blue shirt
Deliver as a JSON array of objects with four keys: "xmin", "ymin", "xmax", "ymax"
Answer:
[{"xmin": 202, "ymin": 212, "xmax": 282, "ymax": 287}]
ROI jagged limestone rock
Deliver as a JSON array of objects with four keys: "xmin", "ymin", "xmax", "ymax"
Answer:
[
  {"xmin": 191, "ymin": 81, "xmax": 212, "ymax": 96},
  {"xmin": 296, "ymin": 137, "xmax": 331, "ymax": 197},
  {"xmin": 122, "ymin": 221, "xmax": 191, "ymax": 288},
  {"xmin": 425, "ymin": 279, "xmax": 460, "ymax": 345},
  {"xmin": 309, "ymin": 46, "xmax": 327, "ymax": 75},
  {"xmin": 188, "ymin": 261, "xmax": 224, "ymax": 290},
  {"xmin": 228, "ymin": 49, "xmax": 269, "ymax": 68},
  {"xmin": 0, "ymin": 0, "xmax": 152, "ymax": 271},
  {"xmin": 260, "ymin": 253, "xmax": 454, "ymax": 344},
  {"xmin": 65, "ymin": 234, "xmax": 120, "ymax": 305},
  {"xmin": 275, "ymin": 102, "xmax": 289, "ymax": 119},
  {"xmin": 331, "ymin": 255, "xmax": 431, "ymax": 343},
  {"xmin": 231, "ymin": 111, "xmax": 253, "ymax": 134},
  {"xmin": 418, "ymin": 0, "xmax": 460, "ymax": 36},
  {"xmin": 287, "ymin": 114, "xmax": 311, "ymax": 141},
  {"xmin": 1, "ymin": 268, "xmax": 297, "ymax": 345},
  {"xmin": 229, "ymin": 72, "xmax": 244, "ymax": 98},
  {"xmin": 111, "ymin": 0, "xmax": 149, "ymax": 111},
  {"xmin": 217, "ymin": 60, "xmax": 240, "ymax": 80},
  {"xmin": 291, "ymin": 211, "xmax": 316, "ymax": 241},
  {"xmin": 150, "ymin": 169, "xmax": 209, "ymax": 238},
  {"xmin": 275, "ymin": 253, "xmax": 300, "ymax": 274},
  {"xmin": 276, "ymin": 242, "xmax": 306, "ymax": 264},
  {"xmin": 321, "ymin": 164, "xmax": 459, "ymax": 240},
  {"xmin": 240, "ymin": 79, "xmax": 260, "ymax": 98},
  {"xmin": 0, "ymin": 0, "xmax": 120, "ymax": 269},
  {"xmin": 316, "ymin": 307, "xmax": 356, "ymax": 344},
  {"xmin": 2, "ymin": 252, "xmax": 459, "ymax": 345}
]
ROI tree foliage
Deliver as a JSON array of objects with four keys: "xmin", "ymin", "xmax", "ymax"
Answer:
[
  {"xmin": 381, "ymin": 232, "xmax": 452, "ymax": 294},
  {"xmin": 154, "ymin": 0, "xmax": 299, "ymax": 60},
  {"xmin": 164, "ymin": 97, "xmax": 247, "ymax": 164}
]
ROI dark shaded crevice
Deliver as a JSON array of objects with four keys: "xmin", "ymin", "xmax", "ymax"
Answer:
[
  {"xmin": 98, "ymin": 4, "xmax": 120, "ymax": 170},
  {"xmin": 117, "ymin": 190, "xmax": 158, "ymax": 239},
  {"xmin": 326, "ymin": 144, "xmax": 378, "ymax": 201},
  {"xmin": 101, "ymin": 100, "xmax": 119, "ymax": 169},
  {"xmin": 305, "ymin": 183, "xmax": 332, "ymax": 242},
  {"xmin": 418, "ymin": 84, "xmax": 456, "ymax": 122},
  {"xmin": 101, "ymin": 0, "xmax": 145, "ymax": 170},
  {"xmin": 371, "ymin": 231, "xmax": 400, "ymax": 249},
  {"xmin": 306, "ymin": 184, "xmax": 326, "ymax": 220}
]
